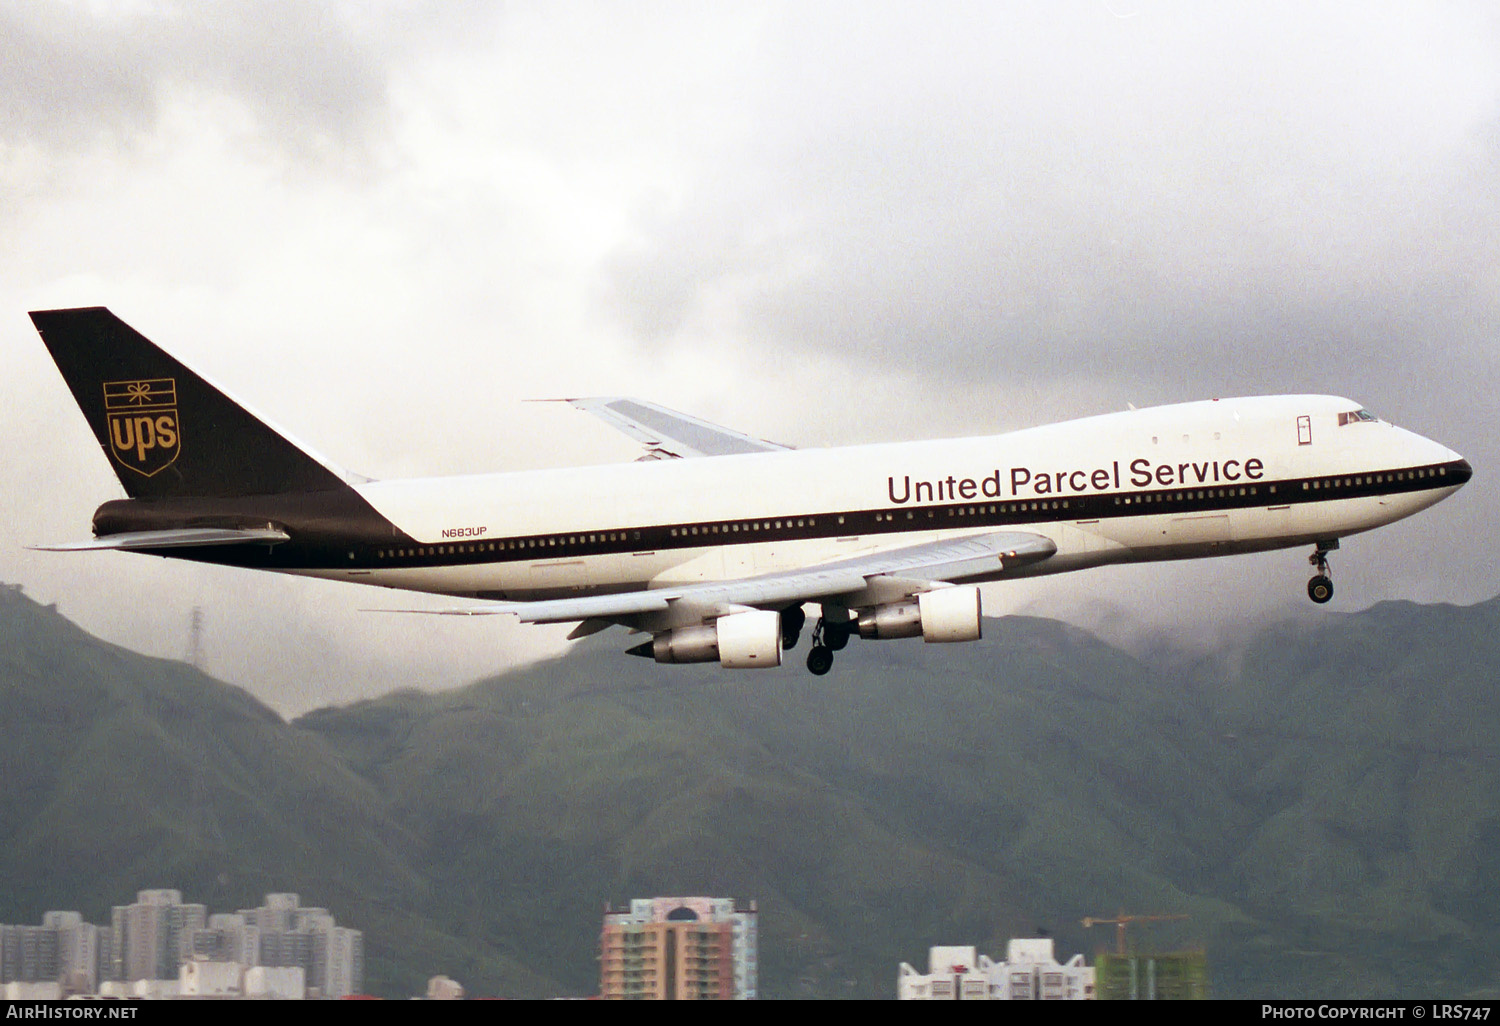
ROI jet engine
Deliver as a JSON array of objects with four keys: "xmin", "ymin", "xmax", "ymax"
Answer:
[
  {"xmin": 856, "ymin": 585, "xmax": 982, "ymax": 643},
  {"xmin": 638, "ymin": 609, "xmax": 783, "ymax": 668}
]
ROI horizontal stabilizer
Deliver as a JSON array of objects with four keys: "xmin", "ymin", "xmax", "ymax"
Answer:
[{"xmin": 33, "ymin": 527, "xmax": 291, "ymax": 552}]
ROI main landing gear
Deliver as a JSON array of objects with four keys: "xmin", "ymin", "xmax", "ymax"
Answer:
[
  {"xmin": 780, "ymin": 604, "xmax": 850, "ymax": 675},
  {"xmin": 805, "ymin": 615, "xmax": 852, "ymax": 675},
  {"xmin": 1307, "ymin": 540, "xmax": 1338, "ymax": 604},
  {"xmin": 781, "ymin": 604, "xmax": 806, "ymax": 649}
]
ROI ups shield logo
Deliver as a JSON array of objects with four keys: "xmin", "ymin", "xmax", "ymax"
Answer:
[{"xmin": 104, "ymin": 379, "xmax": 181, "ymax": 477}]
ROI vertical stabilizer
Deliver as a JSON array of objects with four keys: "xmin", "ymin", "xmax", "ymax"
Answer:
[{"xmin": 30, "ymin": 307, "xmax": 352, "ymax": 499}]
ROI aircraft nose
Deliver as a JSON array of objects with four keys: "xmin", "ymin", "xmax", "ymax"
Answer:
[{"xmin": 1408, "ymin": 425, "xmax": 1470, "ymax": 486}]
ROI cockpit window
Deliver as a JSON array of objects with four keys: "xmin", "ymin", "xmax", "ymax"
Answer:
[{"xmin": 1338, "ymin": 409, "xmax": 1379, "ymax": 426}]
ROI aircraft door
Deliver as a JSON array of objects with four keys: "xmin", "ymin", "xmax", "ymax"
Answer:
[{"xmin": 1297, "ymin": 415, "xmax": 1313, "ymax": 446}]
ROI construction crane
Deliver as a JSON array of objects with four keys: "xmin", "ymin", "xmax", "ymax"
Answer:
[{"xmin": 1081, "ymin": 912, "xmax": 1189, "ymax": 955}]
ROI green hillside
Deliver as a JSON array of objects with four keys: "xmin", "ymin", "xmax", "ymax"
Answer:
[
  {"xmin": 0, "ymin": 585, "xmax": 557, "ymax": 997},
  {"xmin": 4, "ymin": 580, "xmax": 1500, "ymax": 998}
]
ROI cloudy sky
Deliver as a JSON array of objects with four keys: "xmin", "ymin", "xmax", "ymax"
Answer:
[{"xmin": 4, "ymin": 1, "xmax": 1497, "ymax": 715}]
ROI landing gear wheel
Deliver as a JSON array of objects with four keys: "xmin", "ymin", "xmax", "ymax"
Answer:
[
  {"xmin": 1307, "ymin": 540, "xmax": 1338, "ymax": 605},
  {"xmin": 806, "ymin": 645, "xmax": 834, "ymax": 675},
  {"xmin": 1308, "ymin": 575, "xmax": 1334, "ymax": 604},
  {"xmin": 823, "ymin": 620, "xmax": 851, "ymax": 651}
]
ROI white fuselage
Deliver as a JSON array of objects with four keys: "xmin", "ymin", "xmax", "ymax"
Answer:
[{"xmin": 297, "ymin": 395, "xmax": 1466, "ymax": 601}]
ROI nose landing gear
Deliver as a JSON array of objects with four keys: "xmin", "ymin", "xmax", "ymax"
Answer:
[{"xmin": 1307, "ymin": 540, "xmax": 1338, "ymax": 604}]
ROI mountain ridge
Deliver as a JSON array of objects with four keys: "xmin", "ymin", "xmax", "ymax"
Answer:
[{"xmin": 4, "ymin": 581, "xmax": 1498, "ymax": 998}]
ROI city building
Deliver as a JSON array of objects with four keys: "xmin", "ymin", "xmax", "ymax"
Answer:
[
  {"xmin": 237, "ymin": 894, "xmax": 364, "ymax": 998},
  {"xmin": 0, "ymin": 925, "xmax": 58, "ymax": 987},
  {"xmin": 109, "ymin": 889, "xmax": 206, "ymax": 982},
  {"xmin": 0, "ymin": 890, "xmax": 360, "ymax": 999},
  {"xmin": 244, "ymin": 966, "xmax": 306, "ymax": 1000},
  {"xmin": 188, "ymin": 913, "xmax": 260, "ymax": 965},
  {"xmin": 1094, "ymin": 951, "xmax": 1208, "ymax": 1000},
  {"xmin": 600, "ymin": 897, "xmax": 757, "ymax": 1000},
  {"xmin": 179, "ymin": 959, "xmax": 243, "ymax": 998},
  {"xmin": 43, "ymin": 911, "xmax": 104, "ymax": 995},
  {"xmin": 426, "ymin": 975, "xmax": 465, "ymax": 1000},
  {"xmin": 898, "ymin": 939, "xmax": 1096, "ymax": 1000}
]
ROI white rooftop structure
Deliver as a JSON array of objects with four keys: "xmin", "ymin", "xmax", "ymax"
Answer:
[{"xmin": 898, "ymin": 938, "xmax": 1096, "ymax": 1000}]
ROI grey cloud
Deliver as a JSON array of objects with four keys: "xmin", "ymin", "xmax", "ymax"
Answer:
[
  {"xmin": 596, "ymin": 4, "xmax": 1500, "ymax": 405},
  {"xmin": 0, "ymin": 2, "xmax": 416, "ymax": 159},
  {"xmin": 0, "ymin": 8, "xmax": 159, "ymax": 146}
]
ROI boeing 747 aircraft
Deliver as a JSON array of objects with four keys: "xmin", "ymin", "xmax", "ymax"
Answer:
[{"xmin": 29, "ymin": 308, "xmax": 1471, "ymax": 674}]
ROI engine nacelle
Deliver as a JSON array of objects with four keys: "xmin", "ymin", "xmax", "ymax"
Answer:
[
  {"xmin": 857, "ymin": 585, "xmax": 982, "ymax": 643},
  {"xmin": 649, "ymin": 609, "xmax": 783, "ymax": 668}
]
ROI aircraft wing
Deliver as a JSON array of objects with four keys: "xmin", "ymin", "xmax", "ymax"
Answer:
[
  {"xmin": 387, "ymin": 530, "xmax": 1056, "ymax": 630},
  {"xmin": 557, "ymin": 397, "xmax": 794, "ymax": 459},
  {"xmin": 32, "ymin": 527, "xmax": 291, "ymax": 551}
]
